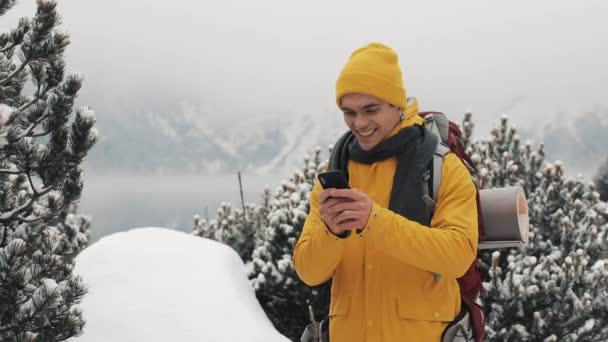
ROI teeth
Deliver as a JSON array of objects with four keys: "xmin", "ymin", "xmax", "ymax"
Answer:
[{"xmin": 358, "ymin": 129, "xmax": 375, "ymax": 137}]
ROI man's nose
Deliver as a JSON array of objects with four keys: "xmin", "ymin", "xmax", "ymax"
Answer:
[{"xmin": 354, "ymin": 114, "xmax": 369, "ymax": 129}]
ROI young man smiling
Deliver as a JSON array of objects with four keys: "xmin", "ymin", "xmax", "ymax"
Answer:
[
  {"xmin": 341, "ymin": 94, "xmax": 402, "ymax": 152},
  {"xmin": 293, "ymin": 42, "xmax": 479, "ymax": 341}
]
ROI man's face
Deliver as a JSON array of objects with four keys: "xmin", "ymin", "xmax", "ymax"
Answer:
[{"xmin": 340, "ymin": 93, "xmax": 401, "ymax": 151}]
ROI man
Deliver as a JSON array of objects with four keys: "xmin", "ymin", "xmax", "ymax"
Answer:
[{"xmin": 293, "ymin": 42, "xmax": 478, "ymax": 341}]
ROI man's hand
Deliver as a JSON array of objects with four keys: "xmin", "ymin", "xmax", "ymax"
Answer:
[{"xmin": 319, "ymin": 188, "xmax": 373, "ymax": 236}]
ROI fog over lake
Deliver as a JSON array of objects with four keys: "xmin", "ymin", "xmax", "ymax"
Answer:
[{"xmin": 81, "ymin": 172, "xmax": 279, "ymax": 241}]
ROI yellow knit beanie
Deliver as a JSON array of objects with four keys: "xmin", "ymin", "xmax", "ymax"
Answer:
[{"xmin": 336, "ymin": 42, "xmax": 407, "ymax": 110}]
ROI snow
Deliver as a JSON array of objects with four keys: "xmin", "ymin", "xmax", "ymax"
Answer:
[
  {"xmin": 79, "ymin": 107, "xmax": 97, "ymax": 125},
  {"xmin": 87, "ymin": 127, "xmax": 99, "ymax": 142},
  {"xmin": 72, "ymin": 227, "xmax": 289, "ymax": 342},
  {"xmin": 47, "ymin": 191, "xmax": 60, "ymax": 201},
  {"xmin": 41, "ymin": 278, "xmax": 59, "ymax": 291},
  {"xmin": 0, "ymin": 103, "xmax": 14, "ymax": 127}
]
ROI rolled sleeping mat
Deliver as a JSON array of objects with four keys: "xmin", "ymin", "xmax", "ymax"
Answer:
[{"xmin": 478, "ymin": 186, "xmax": 529, "ymax": 250}]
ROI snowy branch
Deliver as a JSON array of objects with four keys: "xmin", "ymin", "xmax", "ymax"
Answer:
[
  {"xmin": 0, "ymin": 181, "xmax": 58, "ymax": 224},
  {"xmin": 0, "ymin": 323, "xmax": 16, "ymax": 333},
  {"xmin": 0, "ymin": 57, "xmax": 29, "ymax": 86},
  {"xmin": 30, "ymin": 130, "xmax": 51, "ymax": 138},
  {"xmin": 0, "ymin": 0, "xmax": 19, "ymax": 16},
  {"xmin": 0, "ymin": 1, "xmax": 91, "ymax": 339},
  {"xmin": 0, "ymin": 169, "xmax": 23, "ymax": 174},
  {"xmin": 17, "ymin": 113, "xmax": 49, "ymax": 140},
  {"xmin": 18, "ymin": 211, "xmax": 56, "ymax": 224},
  {"xmin": 1, "ymin": 90, "xmax": 49, "ymax": 133},
  {"xmin": 27, "ymin": 170, "xmax": 38, "ymax": 196},
  {"xmin": 0, "ymin": 41, "xmax": 18, "ymax": 53}
]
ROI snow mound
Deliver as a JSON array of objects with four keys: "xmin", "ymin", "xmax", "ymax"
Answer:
[{"xmin": 73, "ymin": 227, "xmax": 289, "ymax": 342}]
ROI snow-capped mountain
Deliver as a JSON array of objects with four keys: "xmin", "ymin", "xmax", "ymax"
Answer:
[
  {"xmin": 86, "ymin": 103, "xmax": 608, "ymax": 179},
  {"xmin": 527, "ymin": 108, "xmax": 608, "ymax": 177},
  {"xmin": 86, "ymin": 103, "xmax": 345, "ymax": 177}
]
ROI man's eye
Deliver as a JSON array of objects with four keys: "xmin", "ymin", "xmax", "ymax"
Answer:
[
  {"xmin": 366, "ymin": 108, "xmax": 378, "ymax": 114},
  {"xmin": 343, "ymin": 112, "xmax": 355, "ymax": 116}
]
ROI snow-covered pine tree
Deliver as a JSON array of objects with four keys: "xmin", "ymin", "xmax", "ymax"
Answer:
[
  {"xmin": 193, "ymin": 201, "xmax": 259, "ymax": 263},
  {"xmin": 0, "ymin": 1, "xmax": 98, "ymax": 341},
  {"xmin": 594, "ymin": 157, "xmax": 608, "ymax": 202},
  {"xmin": 245, "ymin": 147, "xmax": 331, "ymax": 341},
  {"xmin": 50, "ymin": 203, "xmax": 91, "ymax": 259},
  {"xmin": 464, "ymin": 114, "xmax": 608, "ymax": 341}
]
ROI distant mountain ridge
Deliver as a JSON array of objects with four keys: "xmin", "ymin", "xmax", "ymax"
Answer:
[
  {"xmin": 529, "ymin": 109, "xmax": 608, "ymax": 177},
  {"xmin": 86, "ymin": 106, "xmax": 608, "ymax": 179},
  {"xmin": 86, "ymin": 106, "xmax": 344, "ymax": 177}
]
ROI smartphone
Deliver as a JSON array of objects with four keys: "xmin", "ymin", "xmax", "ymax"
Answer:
[{"xmin": 317, "ymin": 170, "xmax": 350, "ymax": 190}]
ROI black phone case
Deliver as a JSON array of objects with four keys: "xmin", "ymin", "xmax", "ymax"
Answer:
[{"xmin": 317, "ymin": 170, "xmax": 350, "ymax": 189}]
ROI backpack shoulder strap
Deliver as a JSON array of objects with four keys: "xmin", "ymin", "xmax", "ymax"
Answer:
[
  {"xmin": 422, "ymin": 112, "xmax": 450, "ymax": 143},
  {"xmin": 432, "ymin": 143, "xmax": 450, "ymax": 202},
  {"xmin": 414, "ymin": 126, "xmax": 444, "ymax": 281},
  {"xmin": 415, "ymin": 127, "xmax": 439, "ymax": 213},
  {"xmin": 424, "ymin": 142, "xmax": 450, "ymax": 282},
  {"xmin": 419, "ymin": 111, "xmax": 451, "ymax": 204}
]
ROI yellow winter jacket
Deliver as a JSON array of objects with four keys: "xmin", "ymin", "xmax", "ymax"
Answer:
[{"xmin": 293, "ymin": 105, "xmax": 478, "ymax": 342}]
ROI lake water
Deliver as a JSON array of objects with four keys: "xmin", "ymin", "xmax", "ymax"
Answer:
[{"xmin": 80, "ymin": 172, "xmax": 279, "ymax": 241}]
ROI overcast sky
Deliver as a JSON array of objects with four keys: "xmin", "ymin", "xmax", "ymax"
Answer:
[
  {"xmin": 4, "ymin": 0, "xmax": 607, "ymax": 235},
  {"xmin": 4, "ymin": 0, "xmax": 608, "ymax": 132}
]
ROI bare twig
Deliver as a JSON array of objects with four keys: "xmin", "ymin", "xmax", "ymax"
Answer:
[
  {"xmin": 0, "ymin": 225, "xmax": 7, "ymax": 247},
  {"xmin": 27, "ymin": 171, "xmax": 39, "ymax": 196},
  {"xmin": 238, "ymin": 171, "xmax": 246, "ymax": 217}
]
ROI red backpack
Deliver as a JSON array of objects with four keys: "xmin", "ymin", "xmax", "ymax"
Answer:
[{"xmin": 420, "ymin": 110, "xmax": 485, "ymax": 342}]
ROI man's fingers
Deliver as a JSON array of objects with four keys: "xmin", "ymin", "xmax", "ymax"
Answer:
[
  {"xmin": 321, "ymin": 196, "xmax": 354, "ymax": 214},
  {"xmin": 325, "ymin": 201, "xmax": 359, "ymax": 216},
  {"xmin": 320, "ymin": 210, "xmax": 340, "ymax": 222},
  {"xmin": 335, "ymin": 217, "xmax": 357, "ymax": 230},
  {"xmin": 320, "ymin": 188, "xmax": 371, "ymax": 233},
  {"xmin": 319, "ymin": 189, "xmax": 333, "ymax": 204},
  {"xmin": 328, "ymin": 188, "xmax": 367, "ymax": 202},
  {"xmin": 336, "ymin": 210, "xmax": 361, "ymax": 224},
  {"xmin": 320, "ymin": 189, "xmax": 349, "ymax": 203},
  {"xmin": 320, "ymin": 198, "xmax": 347, "ymax": 214},
  {"xmin": 319, "ymin": 198, "xmax": 337, "ymax": 211},
  {"xmin": 328, "ymin": 189, "xmax": 355, "ymax": 200}
]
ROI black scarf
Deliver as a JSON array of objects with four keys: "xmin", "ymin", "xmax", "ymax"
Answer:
[{"xmin": 328, "ymin": 124, "xmax": 438, "ymax": 225}]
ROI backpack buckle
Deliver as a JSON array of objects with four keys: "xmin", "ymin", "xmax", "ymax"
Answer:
[
  {"xmin": 422, "ymin": 195, "xmax": 436, "ymax": 211},
  {"xmin": 422, "ymin": 169, "xmax": 431, "ymax": 181}
]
